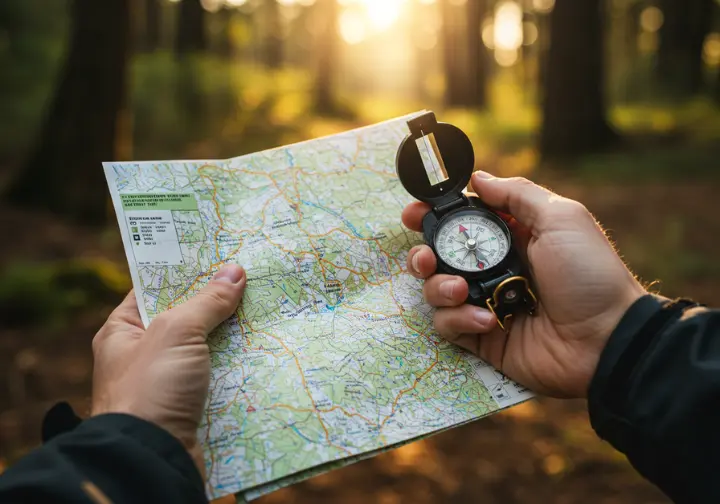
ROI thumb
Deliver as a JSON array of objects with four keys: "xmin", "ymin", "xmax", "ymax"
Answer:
[
  {"xmin": 470, "ymin": 171, "xmax": 558, "ymax": 231},
  {"xmin": 162, "ymin": 264, "xmax": 246, "ymax": 339}
]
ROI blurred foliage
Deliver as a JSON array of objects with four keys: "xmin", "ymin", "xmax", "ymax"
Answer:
[
  {"xmin": 1, "ymin": 2, "xmax": 718, "ymax": 182},
  {"xmin": 0, "ymin": 0, "xmax": 69, "ymax": 165},
  {"xmin": 130, "ymin": 53, "xmax": 317, "ymax": 159},
  {"xmin": 0, "ymin": 259, "xmax": 129, "ymax": 331},
  {"xmin": 623, "ymin": 214, "xmax": 720, "ymax": 288}
]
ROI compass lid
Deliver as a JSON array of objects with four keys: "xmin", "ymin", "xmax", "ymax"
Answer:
[{"xmin": 395, "ymin": 111, "xmax": 475, "ymax": 208}]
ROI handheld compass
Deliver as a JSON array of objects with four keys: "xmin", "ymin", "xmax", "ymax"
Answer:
[{"xmin": 395, "ymin": 111, "xmax": 537, "ymax": 332}]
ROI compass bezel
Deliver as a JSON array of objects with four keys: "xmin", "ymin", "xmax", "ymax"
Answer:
[
  {"xmin": 428, "ymin": 205, "xmax": 513, "ymax": 280},
  {"xmin": 395, "ymin": 112, "xmax": 475, "ymax": 208}
]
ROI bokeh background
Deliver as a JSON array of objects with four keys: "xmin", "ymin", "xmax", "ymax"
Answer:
[{"xmin": 1, "ymin": 0, "xmax": 719, "ymax": 502}]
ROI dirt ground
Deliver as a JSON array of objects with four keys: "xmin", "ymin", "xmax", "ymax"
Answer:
[{"xmin": 1, "ymin": 179, "xmax": 718, "ymax": 503}]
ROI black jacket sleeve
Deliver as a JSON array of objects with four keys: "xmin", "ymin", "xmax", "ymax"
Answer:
[
  {"xmin": 588, "ymin": 294, "xmax": 720, "ymax": 504},
  {"xmin": 0, "ymin": 404, "xmax": 208, "ymax": 504}
]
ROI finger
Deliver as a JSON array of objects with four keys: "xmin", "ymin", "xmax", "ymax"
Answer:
[
  {"xmin": 157, "ymin": 264, "xmax": 247, "ymax": 339},
  {"xmin": 108, "ymin": 289, "xmax": 144, "ymax": 329},
  {"xmin": 401, "ymin": 201, "xmax": 431, "ymax": 233},
  {"xmin": 434, "ymin": 304, "xmax": 497, "ymax": 341},
  {"xmin": 505, "ymin": 216, "xmax": 532, "ymax": 264},
  {"xmin": 407, "ymin": 245, "xmax": 437, "ymax": 279},
  {"xmin": 422, "ymin": 274, "xmax": 468, "ymax": 307},
  {"xmin": 470, "ymin": 171, "xmax": 558, "ymax": 232},
  {"xmin": 434, "ymin": 306, "xmax": 509, "ymax": 369}
]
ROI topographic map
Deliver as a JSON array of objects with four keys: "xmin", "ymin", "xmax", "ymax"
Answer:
[{"xmin": 103, "ymin": 113, "xmax": 533, "ymax": 502}]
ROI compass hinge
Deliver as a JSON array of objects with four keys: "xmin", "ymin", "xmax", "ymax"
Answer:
[{"xmin": 433, "ymin": 194, "xmax": 468, "ymax": 216}]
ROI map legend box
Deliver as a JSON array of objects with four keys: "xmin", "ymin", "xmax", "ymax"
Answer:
[{"xmin": 124, "ymin": 209, "xmax": 184, "ymax": 266}]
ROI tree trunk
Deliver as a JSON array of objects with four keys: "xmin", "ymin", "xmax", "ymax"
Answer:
[
  {"xmin": 657, "ymin": 0, "xmax": 714, "ymax": 96},
  {"xmin": 466, "ymin": 0, "xmax": 488, "ymax": 109},
  {"xmin": 263, "ymin": 0, "xmax": 283, "ymax": 69},
  {"xmin": 440, "ymin": 0, "xmax": 467, "ymax": 107},
  {"xmin": 607, "ymin": 0, "xmax": 642, "ymax": 105},
  {"xmin": 213, "ymin": 6, "xmax": 235, "ymax": 58},
  {"xmin": 175, "ymin": 0, "xmax": 207, "ymax": 56},
  {"xmin": 539, "ymin": 0, "xmax": 618, "ymax": 161},
  {"xmin": 5, "ymin": 0, "xmax": 130, "ymax": 225},
  {"xmin": 140, "ymin": 0, "xmax": 161, "ymax": 52},
  {"xmin": 313, "ymin": 0, "xmax": 338, "ymax": 114},
  {"xmin": 625, "ymin": 2, "xmax": 642, "ymax": 67},
  {"xmin": 536, "ymin": 11, "xmax": 551, "ymax": 101}
]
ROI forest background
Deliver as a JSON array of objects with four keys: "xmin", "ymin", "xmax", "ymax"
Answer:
[{"xmin": 1, "ymin": 1, "xmax": 719, "ymax": 502}]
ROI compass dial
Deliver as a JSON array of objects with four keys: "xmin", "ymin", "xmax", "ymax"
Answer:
[{"xmin": 434, "ymin": 212, "xmax": 510, "ymax": 273}]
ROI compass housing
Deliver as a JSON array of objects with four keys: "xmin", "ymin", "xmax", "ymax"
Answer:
[
  {"xmin": 395, "ymin": 112, "xmax": 537, "ymax": 321},
  {"xmin": 423, "ymin": 198, "xmax": 516, "ymax": 280},
  {"xmin": 395, "ymin": 111, "xmax": 517, "ymax": 280}
]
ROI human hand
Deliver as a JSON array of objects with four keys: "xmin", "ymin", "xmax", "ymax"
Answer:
[
  {"xmin": 90, "ymin": 264, "xmax": 246, "ymax": 476},
  {"xmin": 402, "ymin": 172, "xmax": 646, "ymax": 398}
]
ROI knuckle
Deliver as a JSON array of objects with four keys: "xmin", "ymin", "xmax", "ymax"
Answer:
[
  {"xmin": 202, "ymin": 284, "xmax": 235, "ymax": 311},
  {"xmin": 407, "ymin": 245, "xmax": 426, "ymax": 278},
  {"xmin": 150, "ymin": 312, "xmax": 176, "ymax": 334},
  {"xmin": 91, "ymin": 321, "xmax": 116, "ymax": 353},
  {"xmin": 562, "ymin": 199, "xmax": 589, "ymax": 217},
  {"xmin": 91, "ymin": 331, "xmax": 104, "ymax": 354},
  {"xmin": 422, "ymin": 283, "xmax": 434, "ymax": 304},
  {"xmin": 155, "ymin": 310, "xmax": 203, "ymax": 340},
  {"xmin": 508, "ymin": 176, "xmax": 534, "ymax": 187},
  {"xmin": 433, "ymin": 311, "xmax": 447, "ymax": 334},
  {"xmin": 433, "ymin": 310, "xmax": 456, "ymax": 339},
  {"xmin": 422, "ymin": 277, "xmax": 441, "ymax": 304},
  {"xmin": 543, "ymin": 198, "xmax": 590, "ymax": 227}
]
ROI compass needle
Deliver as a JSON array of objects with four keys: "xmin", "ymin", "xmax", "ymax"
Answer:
[{"xmin": 474, "ymin": 248, "xmax": 489, "ymax": 265}]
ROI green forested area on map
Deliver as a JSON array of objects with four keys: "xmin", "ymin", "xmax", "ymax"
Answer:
[{"xmin": 1, "ymin": 1, "xmax": 720, "ymax": 503}]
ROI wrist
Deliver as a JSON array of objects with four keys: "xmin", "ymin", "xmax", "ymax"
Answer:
[
  {"xmin": 580, "ymin": 281, "xmax": 648, "ymax": 397},
  {"xmin": 572, "ymin": 281, "xmax": 647, "ymax": 398},
  {"xmin": 586, "ymin": 293, "xmax": 687, "ymax": 436},
  {"xmin": 186, "ymin": 441, "xmax": 207, "ymax": 482}
]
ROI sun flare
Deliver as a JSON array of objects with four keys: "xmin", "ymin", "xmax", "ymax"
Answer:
[
  {"xmin": 337, "ymin": 0, "xmax": 407, "ymax": 44},
  {"xmin": 364, "ymin": 0, "xmax": 404, "ymax": 31}
]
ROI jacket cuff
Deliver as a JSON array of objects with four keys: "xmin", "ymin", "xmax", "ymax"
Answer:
[
  {"xmin": 587, "ymin": 295, "xmax": 666, "ymax": 442},
  {"xmin": 42, "ymin": 401, "xmax": 83, "ymax": 443},
  {"xmin": 76, "ymin": 413, "xmax": 205, "ymax": 492},
  {"xmin": 42, "ymin": 404, "xmax": 206, "ymax": 498},
  {"xmin": 587, "ymin": 293, "xmax": 698, "ymax": 451}
]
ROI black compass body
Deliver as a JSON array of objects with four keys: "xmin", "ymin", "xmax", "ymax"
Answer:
[{"xmin": 395, "ymin": 111, "xmax": 537, "ymax": 331}]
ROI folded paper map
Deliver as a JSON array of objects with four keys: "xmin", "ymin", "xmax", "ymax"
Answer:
[{"xmin": 103, "ymin": 112, "xmax": 533, "ymax": 502}]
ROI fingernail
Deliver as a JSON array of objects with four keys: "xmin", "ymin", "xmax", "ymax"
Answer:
[
  {"xmin": 474, "ymin": 308, "xmax": 494, "ymax": 328},
  {"xmin": 473, "ymin": 170, "xmax": 494, "ymax": 180},
  {"xmin": 440, "ymin": 279, "xmax": 459, "ymax": 299},
  {"xmin": 213, "ymin": 264, "xmax": 245, "ymax": 284},
  {"xmin": 411, "ymin": 252, "xmax": 421, "ymax": 274}
]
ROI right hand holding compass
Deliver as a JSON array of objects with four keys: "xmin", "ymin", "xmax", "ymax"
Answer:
[{"xmin": 401, "ymin": 171, "xmax": 647, "ymax": 399}]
